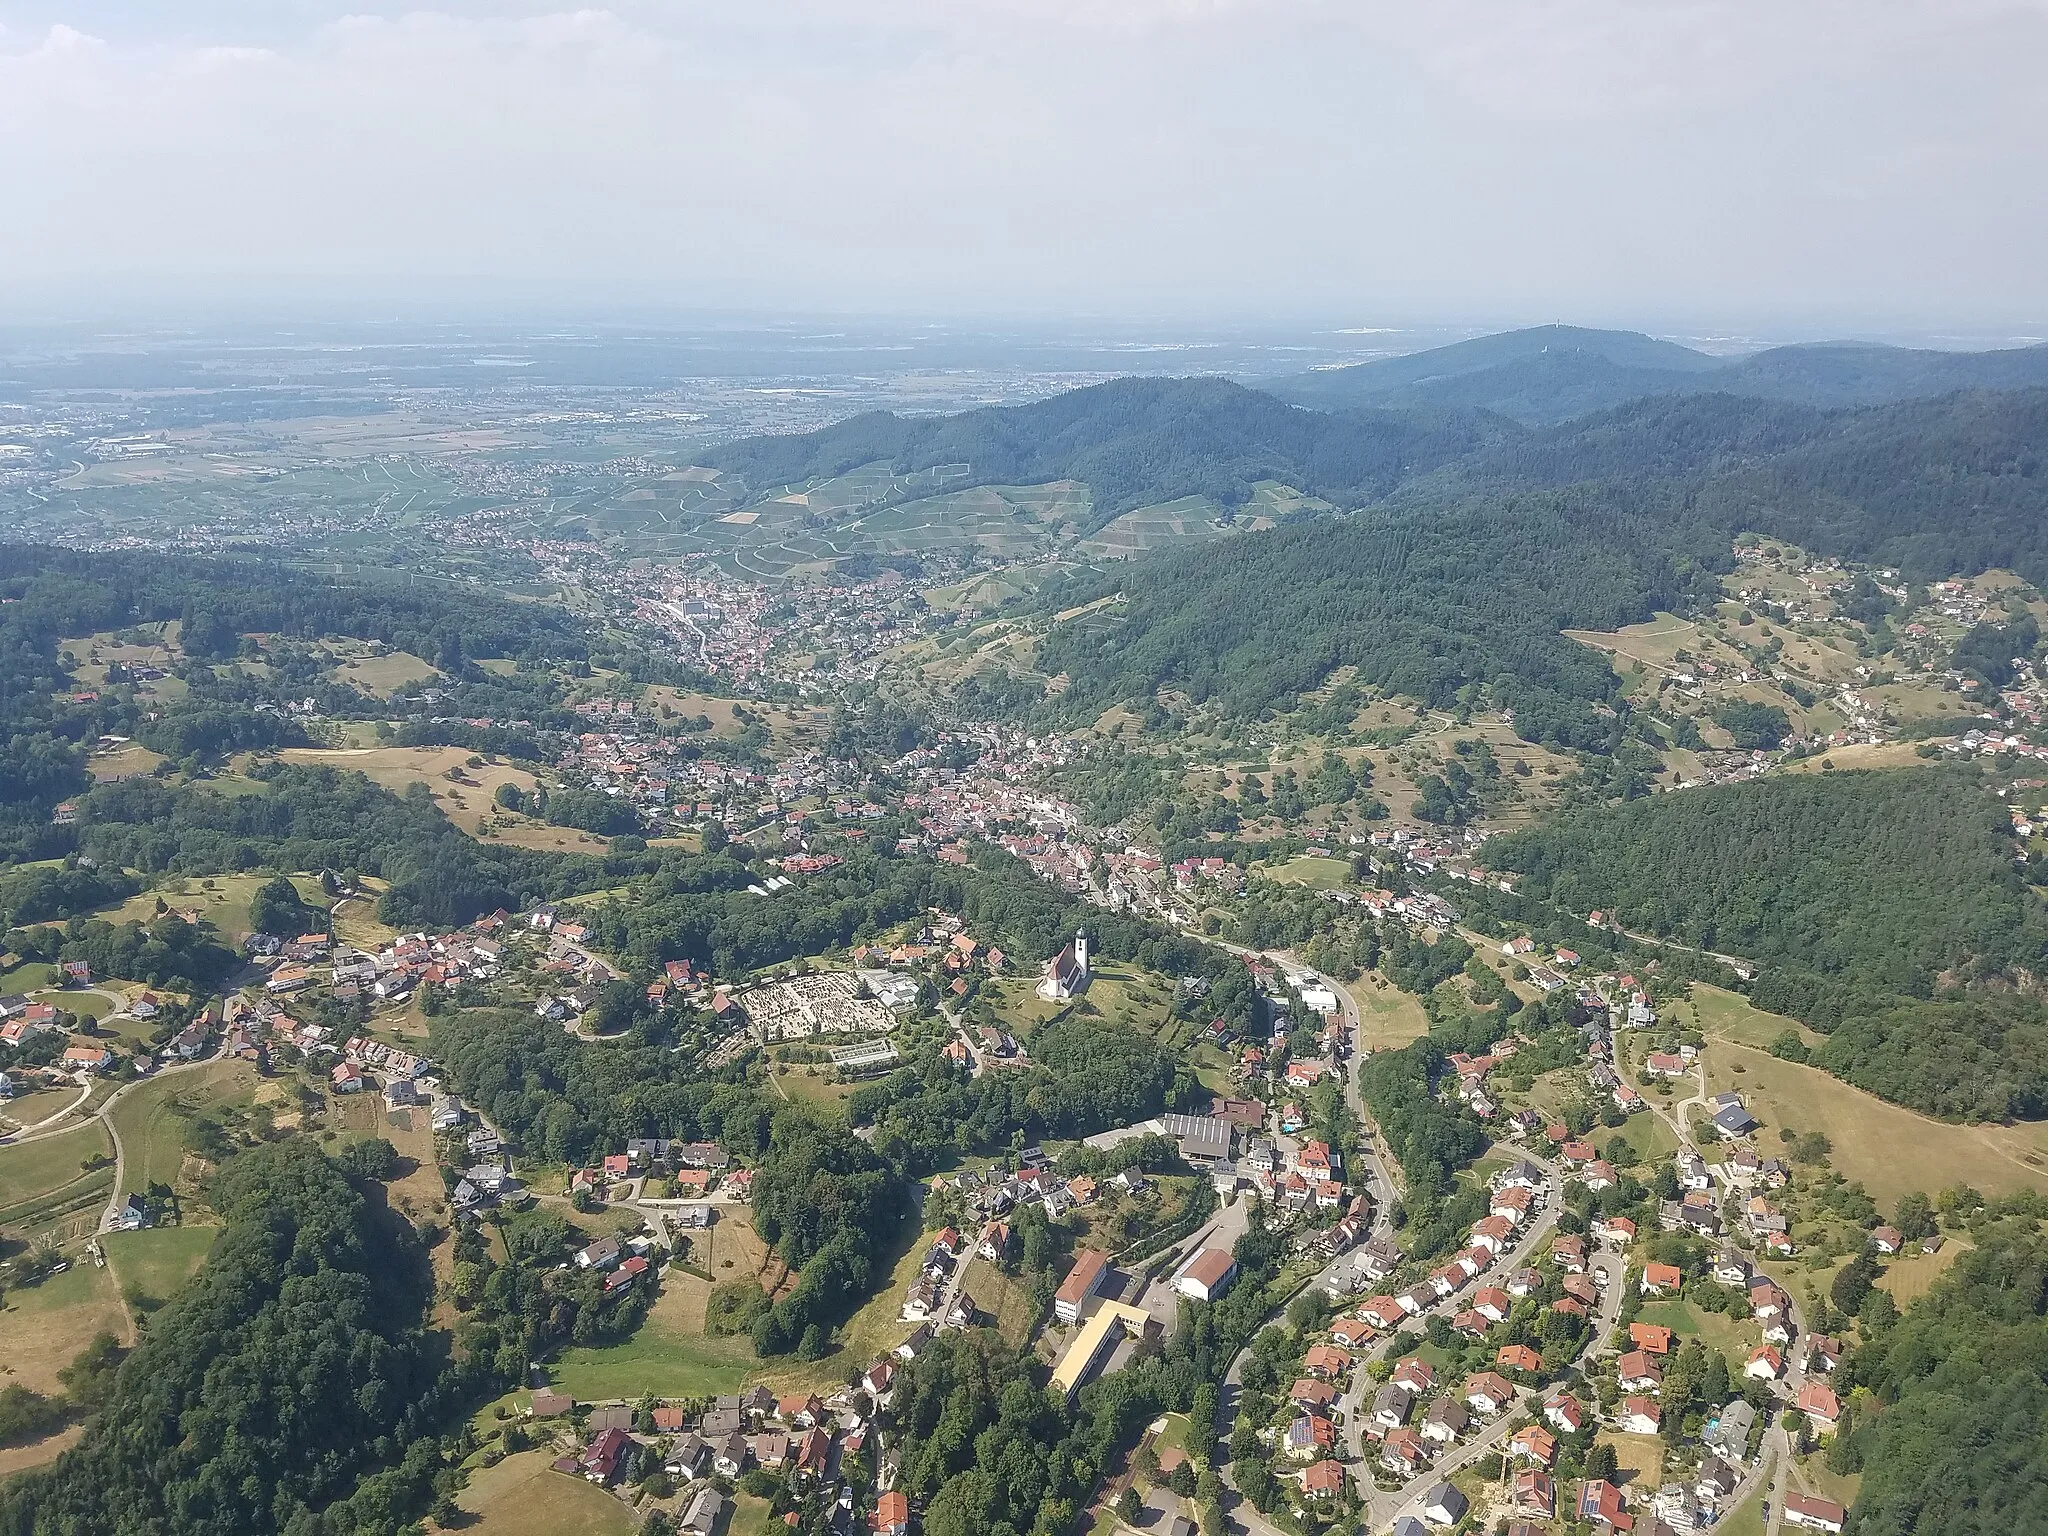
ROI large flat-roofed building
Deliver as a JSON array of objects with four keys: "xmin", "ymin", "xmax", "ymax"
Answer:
[
  {"xmin": 1050, "ymin": 1301, "xmax": 1156, "ymax": 1397},
  {"xmin": 1160, "ymin": 1113, "xmax": 1231, "ymax": 1163}
]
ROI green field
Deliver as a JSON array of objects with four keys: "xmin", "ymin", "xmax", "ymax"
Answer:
[
  {"xmin": 547, "ymin": 1300, "xmax": 756, "ymax": 1402},
  {"xmin": 0, "ymin": 1124, "xmax": 115, "ymax": 1235},
  {"xmin": 1636, "ymin": 1299, "xmax": 1761, "ymax": 1376},
  {"xmin": 103, "ymin": 1225, "xmax": 218, "ymax": 1307},
  {"xmin": 108, "ymin": 1061, "xmax": 261, "ymax": 1198}
]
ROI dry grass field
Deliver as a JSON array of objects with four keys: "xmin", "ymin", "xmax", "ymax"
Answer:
[
  {"xmin": 449, "ymin": 1448, "xmax": 634, "ymax": 1536},
  {"xmin": 275, "ymin": 746, "xmax": 610, "ymax": 854},
  {"xmin": 0, "ymin": 1259, "xmax": 130, "ymax": 1396},
  {"xmin": 1355, "ymin": 975, "xmax": 1430, "ymax": 1051},
  {"xmin": 1700, "ymin": 1039, "xmax": 2048, "ymax": 1205}
]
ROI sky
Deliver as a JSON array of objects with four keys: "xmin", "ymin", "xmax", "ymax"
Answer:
[{"xmin": 2, "ymin": 1, "xmax": 2045, "ymax": 332}]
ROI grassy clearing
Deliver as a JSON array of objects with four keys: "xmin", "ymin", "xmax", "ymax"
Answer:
[
  {"xmin": 1875, "ymin": 1242, "xmax": 1966, "ymax": 1306},
  {"xmin": 0, "ymin": 1259, "xmax": 129, "ymax": 1395},
  {"xmin": 1596, "ymin": 1430, "xmax": 1665, "ymax": 1491},
  {"xmin": 1686, "ymin": 985, "xmax": 1823, "ymax": 1050},
  {"xmin": 1700, "ymin": 1040, "xmax": 2048, "ymax": 1205},
  {"xmin": 103, "ymin": 1224, "xmax": 218, "ymax": 1307},
  {"xmin": 0, "ymin": 1422, "xmax": 83, "ymax": 1480},
  {"xmin": 451, "ymin": 1448, "xmax": 634, "ymax": 1536},
  {"xmin": 273, "ymin": 746, "xmax": 612, "ymax": 855},
  {"xmin": 1607, "ymin": 1111, "xmax": 1679, "ymax": 1166},
  {"xmin": 109, "ymin": 1060, "xmax": 260, "ymax": 1198},
  {"xmin": 1636, "ymin": 1299, "xmax": 1761, "ymax": 1377},
  {"xmin": 1355, "ymin": 975, "xmax": 1429, "ymax": 1051},
  {"xmin": 330, "ymin": 649, "xmax": 440, "ymax": 698},
  {"xmin": 0, "ymin": 1124, "xmax": 114, "ymax": 1223},
  {"xmin": 1266, "ymin": 855, "xmax": 1353, "ymax": 891},
  {"xmin": 111, "ymin": 872, "xmax": 307, "ymax": 944},
  {"xmin": 549, "ymin": 1212, "xmax": 779, "ymax": 1400}
]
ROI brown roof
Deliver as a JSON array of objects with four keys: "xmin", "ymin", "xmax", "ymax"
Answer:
[
  {"xmin": 1182, "ymin": 1248, "xmax": 1237, "ymax": 1289},
  {"xmin": 1055, "ymin": 1248, "xmax": 1111, "ymax": 1306}
]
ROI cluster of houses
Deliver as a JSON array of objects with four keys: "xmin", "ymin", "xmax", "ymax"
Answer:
[
  {"xmin": 537, "ymin": 1363, "xmax": 911, "ymax": 1534},
  {"xmin": 1326, "ymin": 1157, "xmax": 1545, "ymax": 1312},
  {"xmin": 1657, "ymin": 1131, "xmax": 1795, "ymax": 1254}
]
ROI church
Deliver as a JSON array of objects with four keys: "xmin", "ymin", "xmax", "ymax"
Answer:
[{"xmin": 1036, "ymin": 929, "xmax": 1091, "ymax": 1001}]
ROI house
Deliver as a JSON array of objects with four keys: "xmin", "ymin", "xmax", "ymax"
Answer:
[
  {"xmin": 1630, "ymin": 1322, "xmax": 1675, "ymax": 1355},
  {"xmin": 1713, "ymin": 1248, "xmax": 1754, "ymax": 1286},
  {"xmin": 1579, "ymin": 1478, "xmax": 1632, "ymax": 1530},
  {"xmin": 1706, "ymin": 1399, "xmax": 1756, "ymax": 1462},
  {"xmin": 1617, "ymin": 1352, "xmax": 1664, "ymax": 1392},
  {"xmin": 1283, "ymin": 1412, "xmax": 1337, "ymax": 1461},
  {"xmin": 874, "ymin": 1489, "xmax": 912, "ymax": 1536},
  {"xmin": 574, "ymin": 1237, "xmax": 622, "ymax": 1272},
  {"xmin": 1593, "ymin": 1214, "xmax": 1637, "ymax": 1247},
  {"xmin": 115, "ymin": 1193, "xmax": 148, "ymax": 1231},
  {"xmin": 1473, "ymin": 1285, "xmax": 1513, "ymax": 1322},
  {"xmin": 62, "ymin": 1042, "xmax": 115, "ymax": 1073},
  {"xmin": 1641, "ymin": 1261, "xmax": 1683, "ymax": 1295},
  {"xmin": 1380, "ymin": 1427, "xmax": 1428, "ymax": 1475},
  {"xmin": 1391, "ymin": 1356, "xmax": 1436, "ymax": 1395},
  {"xmin": 1796, "ymin": 1382, "xmax": 1841, "ymax": 1434},
  {"xmin": 1421, "ymin": 1482, "xmax": 1468, "ymax": 1527},
  {"xmin": 753, "ymin": 1433, "xmax": 790, "ymax": 1471},
  {"xmin": 1498, "ymin": 1344, "xmax": 1543, "ymax": 1375},
  {"xmin": 1806, "ymin": 1335, "xmax": 1844, "ymax": 1375},
  {"xmin": 1421, "ymin": 1397, "xmax": 1470, "ymax": 1444},
  {"xmin": 777, "ymin": 1392, "xmax": 825, "ymax": 1429},
  {"xmin": 1465, "ymin": 1371, "xmax": 1515, "ymax": 1416},
  {"xmin": 1362, "ymin": 1295, "xmax": 1408, "ymax": 1330},
  {"xmin": 1372, "ymin": 1384, "xmax": 1417, "ymax": 1430},
  {"xmin": 1552, "ymin": 1235, "xmax": 1587, "ymax": 1272},
  {"xmin": 1302, "ymin": 1458, "xmax": 1346, "ymax": 1500},
  {"xmin": 1784, "ymin": 1494, "xmax": 1847, "ymax": 1534},
  {"xmin": 1290, "ymin": 1378, "xmax": 1339, "ymax": 1412},
  {"xmin": 680, "ymin": 1488, "xmax": 727, "ymax": 1536},
  {"xmin": 1304, "ymin": 1344, "xmax": 1352, "ymax": 1379},
  {"xmin": 1695, "ymin": 1458, "xmax": 1741, "ymax": 1500},
  {"xmin": 1055, "ymin": 1248, "xmax": 1112, "ymax": 1324},
  {"xmin": 713, "ymin": 1432, "xmax": 749, "ymax": 1478},
  {"xmin": 1870, "ymin": 1225, "xmax": 1904, "ymax": 1254},
  {"xmin": 1510, "ymin": 1424, "xmax": 1558, "ymax": 1467},
  {"xmin": 1619, "ymin": 1397, "xmax": 1662, "ymax": 1435},
  {"xmin": 578, "ymin": 1427, "xmax": 638, "ymax": 1485},
  {"xmin": 1513, "ymin": 1470, "xmax": 1557, "ymax": 1518},
  {"xmin": 1544, "ymin": 1392, "xmax": 1587, "ymax": 1435},
  {"xmin": 1745, "ymin": 1345, "xmax": 1785, "ymax": 1381},
  {"xmin": 1176, "ymin": 1247, "xmax": 1238, "ymax": 1302},
  {"xmin": 793, "ymin": 1427, "xmax": 830, "ymax": 1480},
  {"xmin": 665, "ymin": 1433, "xmax": 711, "ymax": 1479}
]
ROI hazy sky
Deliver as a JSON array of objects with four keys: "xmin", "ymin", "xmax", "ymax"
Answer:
[{"xmin": 3, "ymin": 1, "xmax": 2045, "ymax": 329}]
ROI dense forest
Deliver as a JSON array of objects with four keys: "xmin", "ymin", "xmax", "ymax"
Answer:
[
  {"xmin": 1028, "ymin": 477, "xmax": 1727, "ymax": 743},
  {"xmin": 0, "ymin": 1141, "xmax": 454, "ymax": 1536},
  {"xmin": 703, "ymin": 376, "xmax": 1517, "ymax": 528},
  {"xmin": 1004, "ymin": 388, "xmax": 2048, "ymax": 734},
  {"xmin": 1487, "ymin": 769, "xmax": 2048, "ymax": 1118},
  {"xmin": 1830, "ymin": 1213, "xmax": 2048, "ymax": 1536}
]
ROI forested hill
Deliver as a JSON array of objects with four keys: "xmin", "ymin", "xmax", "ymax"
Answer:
[
  {"xmin": 698, "ymin": 376, "xmax": 1517, "ymax": 529},
  {"xmin": 1485, "ymin": 768, "xmax": 2048, "ymax": 1119},
  {"xmin": 1029, "ymin": 480, "xmax": 1726, "ymax": 747},
  {"xmin": 1009, "ymin": 388, "xmax": 2048, "ymax": 733},
  {"xmin": 1267, "ymin": 324, "xmax": 2048, "ymax": 423}
]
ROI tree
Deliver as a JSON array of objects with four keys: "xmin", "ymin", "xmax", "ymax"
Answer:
[
  {"xmin": 1832, "ymin": 1252, "xmax": 1880, "ymax": 1316},
  {"xmin": 1116, "ymin": 1486, "xmax": 1144, "ymax": 1524},
  {"xmin": 248, "ymin": 874, "xmax": 310, "ymax": 938},
  {"xmin": 334, "ymin": 1137, "xmax": 400, "ymax": 1182}
]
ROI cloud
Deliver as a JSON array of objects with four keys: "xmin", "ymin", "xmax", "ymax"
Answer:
[{"xmin": 0, "ymin": 1, "xmax": 2042, "ymax": 323}]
